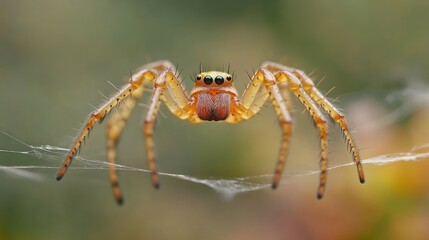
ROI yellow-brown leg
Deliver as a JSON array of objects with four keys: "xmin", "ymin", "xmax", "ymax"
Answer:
[
  {"xmin": 274, "ymin": 71, "xmax": 329, "ymax": 198},
  {"xmin": 142, "ymin": 70, "xmax": 189, "ymax": 188},
  {"xmin": 56, "ymin": 69, "xmax": 158, "ymax": 181},
  {"xmin": 262, "ymin": 62, "xmax": 365, "ymax": 195},
  {"xmin": 105, "ymin": 86, "xmax": 144, "ymax": 204},
  {"xmin": 241, "ymin": 69, "xmax": 293, "ymax": 189},
  {"xmin": 102, "ymin": 61, "xmax": 177, "ymax": 204},
  {"xmin": 271, "ymin": 118, "xmax": 293, "ymax": 190},
  {"xmin": 292, "ymin": 70, "xmax": 365, "ymax": 184}
]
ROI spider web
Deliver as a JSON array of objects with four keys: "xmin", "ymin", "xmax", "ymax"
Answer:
[
  {"xmin": 1, "ymin": 81, "xmax": 429, "ymax": 200},
  {"xmin": 1, "ymin": 130, "xmax": 429, "ymax": 200}
]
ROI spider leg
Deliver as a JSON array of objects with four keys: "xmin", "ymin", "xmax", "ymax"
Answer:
[
  {"xmin": 102, "ymin": 61, "xmax": 176, "ymax": 204},
  {"xmin": 105, "ymin": 86, "xmax": 144, "ymax": 204},
  {"xmin": 143, "ymin": 87, "xmax": 162, "ymax": 188},
  {"xmin": 231, "ymin": 69, "xmax": 271, "ymax": 122},
  {"xmin": 239, "ymin": 69, "xmax": 293, "ymax": 189},
  {"xmin": 56, "ymin": 66, "xmax": 159, "ymax": 181},
  {"xmin": 142, "ymin": 69, "xmax": 193, "ymax": 188},
  {"xmin": 271, "ymin": 70, "xmax": 329, "ymax": 198},
  {"xmin": 241, "ymin": 79, "xmax": 270, "ymax": 119},
  {"xmin": 293, "ymin": 69, "xmax": 365, "ymax": 183},
  {"xmin": 262, "ymin": 61, "xmax": 365, "ymax": 196}
]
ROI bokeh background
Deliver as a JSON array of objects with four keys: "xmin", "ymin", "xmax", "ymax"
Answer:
[{"xmin": 1, "ymin": 0, "xmax": 429, "ymax": 239}]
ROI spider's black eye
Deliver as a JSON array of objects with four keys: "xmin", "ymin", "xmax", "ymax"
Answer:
[
  {"xmin": 215, "ymin": 76, "xmax": 224, "ymax": 85},
  {"xmin": 204, "ymin": 75, "xmax": 213, "ymax": 85},
  {"xmin": 196, "ymin": 75, "xmax": 202, "ymax": 81},
  {"xmin": 226, "ymin": 75, "xmax": 232, "ymax": 81}
]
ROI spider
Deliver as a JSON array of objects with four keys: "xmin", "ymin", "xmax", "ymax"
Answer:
[{"xmin": 56, "ymin": 60, "xmax": 365, "ymax": 204}]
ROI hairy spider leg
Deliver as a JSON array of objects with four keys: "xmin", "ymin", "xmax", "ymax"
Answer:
[
  {"xmin": 260, "ymin": 62, "xmax": 294, "ymax": 112},
  {"xmin": 240, "ymin": 69, "xmax": 293, "ymax": 190},
  {"xmin": 262, "ymin": 61, "xmax": 365, "ymax": 196},
  {"xmin": 292, "ymin": 69, "xmax": 365, "ymax": 183},
  {"xmin": 104, "ymin": 61, "xmax": 176, "ymax": 204},
  {"xmin": 263, "ymin": 62, "xmax": 365, "ymax": 183},
  {"xmin": 56, "ymin": 67, "xmax": 158, "ymax": 181},
  {"xmin": 105, "ymin": 91, "xmax": 142, "ymax": 204},
  {"xmin": 143, "ymin": 69, "xmax": 191, "ymax": 189},
  {"xmin": 274, "ymin": 70, "xmax": 329, "ymax": 198}
]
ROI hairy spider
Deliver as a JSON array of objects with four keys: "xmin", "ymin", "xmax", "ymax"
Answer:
[{"xmin": 56, "ymin": 60, "xmax": 365, "ymax": 204}]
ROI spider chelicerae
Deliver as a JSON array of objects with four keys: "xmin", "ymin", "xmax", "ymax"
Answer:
[{"xmin": 56, "ymin": 60, "xmax": 365, "ymax": 204}]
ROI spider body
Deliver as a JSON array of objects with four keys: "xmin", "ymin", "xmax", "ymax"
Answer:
[{"xmin": 56, "ymin": 60, "xmax": 365, "ymax": 204}]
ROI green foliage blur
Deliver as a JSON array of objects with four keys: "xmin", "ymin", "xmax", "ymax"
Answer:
[{"xmin": 1, "ymin": 0, "xmax": 429, "ymax": 239}]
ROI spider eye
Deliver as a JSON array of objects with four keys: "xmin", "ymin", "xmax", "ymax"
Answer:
[
  {"xmin": 215, "ymin": 76, "xmax": 224, "ymax": 85},
  {"xmin": 226, "ymin": 75, "xmax": 232, "ymax": 81},
  {"xmin": 196, "ymin": 75, "xmax": 202, "ymax": 81},
  {"xmin": 204, "ymin": 75, "xmax": 213, "ymax": 85}
]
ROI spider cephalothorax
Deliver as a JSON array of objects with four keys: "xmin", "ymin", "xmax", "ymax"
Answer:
[{"xmin": 56, "ymin": 60, "xmax": 365, "ymax": 204}]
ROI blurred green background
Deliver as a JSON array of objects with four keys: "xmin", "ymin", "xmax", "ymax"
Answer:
[{"xmin": 1, "ymin": 0, "xmax": 429, "ymax": 239}]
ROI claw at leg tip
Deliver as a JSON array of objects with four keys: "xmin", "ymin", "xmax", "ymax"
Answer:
[
  {"xmin": 359, "ymin": 171, "xmax": 366, "ymax": 184},
  {"xmin": 271, "ymin": 183, "xmax": 278, "ymax": 190}
]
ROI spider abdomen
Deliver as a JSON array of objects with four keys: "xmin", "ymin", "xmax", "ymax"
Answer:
[{"xmin": 196, "ymin": 93, "xmax": 230, "ymax": 121}]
